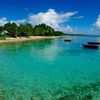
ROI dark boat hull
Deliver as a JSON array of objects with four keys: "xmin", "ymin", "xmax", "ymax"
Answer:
[
  {"xmin": 64, "ymin": 39, "xmax": 72, "ymax": 42},
  {"xmin": 88, "ymin": 42, "xmax": 100, "ymax": 45},
  {"xmin": 82, "ymin": 44, "xmax": 99, "ymax": 49}
]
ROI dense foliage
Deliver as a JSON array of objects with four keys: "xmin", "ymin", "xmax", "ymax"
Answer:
[
  {"xmin": 33, "ymin": 24, "xmax": 55, "ymax": 36},
  {"xmin": 0, "ymin": 26, "xmax": 3, "ymax": 33},
  {"xmin": 4, "ymin": 22, "xmax": 18, "ymax": 37},
  {"xmin": 0, "ymin": 23, "xmax": 65, "ymax": 39},
  {"xmin": 18, "ymin": 24, "xmax": 33, "ymax": 37}
]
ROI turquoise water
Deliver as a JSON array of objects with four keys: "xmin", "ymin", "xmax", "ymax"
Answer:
[{"xmin": 0, "ymin": 36, "xmax": 100, "ymax": 100}]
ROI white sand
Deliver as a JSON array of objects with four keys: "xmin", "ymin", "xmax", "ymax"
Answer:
[{"xmin": 0, "ymin": 36, "xmax": 59, "ymax": 44}]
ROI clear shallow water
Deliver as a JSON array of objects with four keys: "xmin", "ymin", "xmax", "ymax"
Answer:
[{"xmin": 0, "ymin": 36, "xmax": 100, "ymax": 100}]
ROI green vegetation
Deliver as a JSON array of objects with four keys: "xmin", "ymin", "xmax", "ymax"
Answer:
[
  {"xmin": 33, "ymin": 24, "xmax": 55, "ymax": 36},
  {"xmin": 0, "ymin": 26, "xmax": 3, "ymax": 33},
  {"xmin": 0, "ymin": 34, "xmax": 7, "ymax": 40},
  {"xmin": 0, "ymin": 23, "xmax": 65, "ymax": 39},
  {"xmin": 18, "ymin": 24, "xmax": 33, "ymax": 37},
  {"xmin": 4, "ymin": 22, "xmax": 18, "ymax": 37}
]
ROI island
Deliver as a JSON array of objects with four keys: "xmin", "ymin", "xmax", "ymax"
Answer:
[{"xmin": 0, "ymin": 23, "xmax": 65, "ymax": 43}]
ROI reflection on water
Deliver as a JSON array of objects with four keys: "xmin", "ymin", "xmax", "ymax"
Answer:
[{"xmin": 0, "ymin": 36, "xmax": 100, "ymax": 100}]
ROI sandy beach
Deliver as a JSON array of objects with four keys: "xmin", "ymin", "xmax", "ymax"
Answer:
[{"xmin": 0, "ymin": 36, "xmax": 60, "ymax": 44}]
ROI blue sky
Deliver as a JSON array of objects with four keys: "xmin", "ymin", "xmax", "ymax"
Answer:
[{"xmin": 0, "ymin": 0, "xmax": 100, "ymax": 34}]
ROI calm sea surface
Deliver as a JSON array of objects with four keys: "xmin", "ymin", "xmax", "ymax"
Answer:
[{"xmin": 0, "ymin": 36, "xmax": 100, "ymax": 100}]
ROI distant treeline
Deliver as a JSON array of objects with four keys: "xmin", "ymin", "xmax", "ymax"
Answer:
[{"xmin": 0, "ymin": 23, "xmax": 65, "ymax": 38}]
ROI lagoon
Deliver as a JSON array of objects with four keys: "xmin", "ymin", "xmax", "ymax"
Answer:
[{"xmin": 0, "ymin": 36, "xmax": 100, "ymax": 100}]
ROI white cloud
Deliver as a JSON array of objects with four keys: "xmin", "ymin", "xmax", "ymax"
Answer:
[
  {"xmin": 11, "ymin": 19, "xmax": 26, "ymax": 26},
  {"xmin": 0, "ymin": 9, "xmax": 78, "ymax": 33},
  {"xmin": 0, "ymin": 17, "xmax": 8, "ymax": 26},
  {"xmin": 59, "ymin": 25, "xmax": 73, "ymax": 33},
  {"xmin": 28, "ymin": 9, "xmax": 77, "ymax": 33},
  {"xmin": 74, "ymin": 16, "xmax": 84, "ymax": 19},
  {"xmin": 15, "ymin": 19, "xmax": 26, "ymax": 25},
  {"xmin": 0, "ymin": 17, "xmax": 26, "ymax": 26},
  {"xmin": 95, "ymin": 15, "xmax": 100, "ymax": 30}
]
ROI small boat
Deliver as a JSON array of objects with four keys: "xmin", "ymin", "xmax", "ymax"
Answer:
[
  {"xmin": 82, "ymin": 44, "xmax": 99, "ymax": 49},
  {"xmin": 64, "ymin": 39, "xmax": 72, "ymax": 42},
  {"xmin": 88, "ymin": 42, "xmax": 100, "ymax": 45}
]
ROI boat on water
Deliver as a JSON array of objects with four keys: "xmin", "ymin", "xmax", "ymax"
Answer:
[
  {"xmin": 88, "ymin": 42, "xmax": 100, "ymax": 45},
  {"xmin": 64, "ymin": 39, "xmax": 72, "ymax": 42},
  {"xmin": 82, "ymin": 44, "xmax": 99, "ymax": 49}
]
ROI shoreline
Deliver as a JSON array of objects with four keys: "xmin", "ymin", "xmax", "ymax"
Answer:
[{"xmin": 0, "ymin": 36, "xmax": 62, "ymax": 44}]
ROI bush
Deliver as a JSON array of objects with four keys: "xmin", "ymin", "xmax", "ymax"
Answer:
[{"xmin": 0, "ymin": 34, "xmax": 7, "ymax": 40}]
